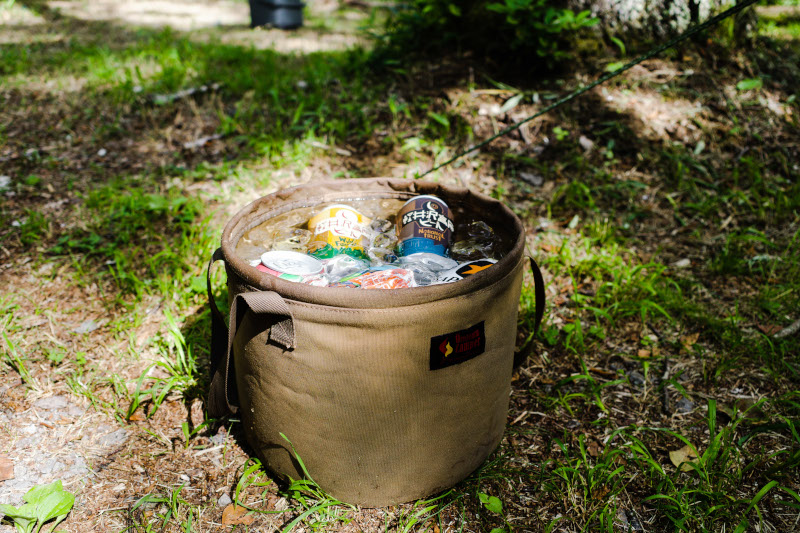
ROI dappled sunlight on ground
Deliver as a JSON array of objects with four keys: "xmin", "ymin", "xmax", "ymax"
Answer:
[
  {"xmin": 39, "ymin": 0, "xmax": 367, "ymax": 52},
  {"xmin": 0, "ymin": 28, "xmax": 67, "ymax": 45},
  {"xmin": 1, "ymin": 0, "xmax": 366, "ymax": 53},
  {"xmin": 199, "ymin": 26, "xmax": 366, "ymax": 53},
  {"xmin": 0, "ymin": 1, "xmax": 44, "ymax": 25},
  {"xmin": 601, "ymin": 87, "xmax": 705, "ymax": 142},
  {"xmin": 1, "ymin": 0, "xmax": 799, "ymax": 530},
  {"xmin": 49, "ymin": 0, "xmax": 250, "ymax": 30},
  {"xmin": 2, "ymin": 72, "xmax": 87, "ymax": 92}
]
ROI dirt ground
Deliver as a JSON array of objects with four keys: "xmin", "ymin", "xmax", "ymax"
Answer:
[{"xmin": 2, "ymin": 0, "xmax": 800, "ymax": 531}]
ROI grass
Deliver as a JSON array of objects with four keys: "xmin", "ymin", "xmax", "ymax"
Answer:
[
  {"xmin": 48, "ymin": 181, "xmax": 212, "ymax": 304},
  {"xmin": 1, "ymin": 0, "xmax": 799, "ymax": 531}
]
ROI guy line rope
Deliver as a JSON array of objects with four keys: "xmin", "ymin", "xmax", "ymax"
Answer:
[{"xmin": 416, "ymin": 0, "xmax": 760, "ymax": 179}]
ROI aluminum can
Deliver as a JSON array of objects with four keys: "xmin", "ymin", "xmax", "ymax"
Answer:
[
  {"xmin": 433, "ymin": 259, "xmax": 497, "ymax": 285},
  {"xmin": 396, "ymin": 195, "xmax": 455, "ymax": 257},
  {"xmin": 259, "ymin": 251, "xmax": 325, "ymax": 283},
  {"xmin": 307, "ymin": 204, "xmax": 371, "ymax": 260},
  {"xmin": 338, "ymin": 267, "xmax": 415, "ymax": 290}
]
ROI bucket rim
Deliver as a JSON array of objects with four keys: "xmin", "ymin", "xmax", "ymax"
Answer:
[{"xmin": 220, "ymin": 177, "xmax": 526, "ymax": 309}]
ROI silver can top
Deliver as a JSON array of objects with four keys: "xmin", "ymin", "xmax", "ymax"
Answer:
[
  {"xmin": 260, "ymin": 251, "xmax": 324, "ymax": 276},
  {"xmin": 401, "ymin": 194, "xmax": 449, "ymax": 209}
]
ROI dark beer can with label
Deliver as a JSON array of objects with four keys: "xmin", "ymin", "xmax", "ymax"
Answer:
[{"xmin": 396, "ymin": 195, "xmax": 455, "ymax": 257}]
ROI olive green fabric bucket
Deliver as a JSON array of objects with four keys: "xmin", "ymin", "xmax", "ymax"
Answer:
[{"xmin": 206, "ymin": 178, "xmax": 544, "ymax": 507}]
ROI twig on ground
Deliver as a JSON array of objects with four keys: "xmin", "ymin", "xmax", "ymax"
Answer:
[
  {"xmin": 149, "ymin": 83, "xmax": 222, "ymax": 105},
  {"xmin": 647, "ymin": 322, "xmax": 671, "ymax": 415},
  {"xmin": 661, "ymin": 356, "xmax": 671, "ymax": 415},
  {"xmin": 775, "ymin": 318, "xmax": 800, "ymax": 339}
]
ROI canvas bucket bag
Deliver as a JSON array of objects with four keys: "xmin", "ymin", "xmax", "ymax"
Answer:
[{"xmin": 206, "ymin": 178, "xmax": 545, "ymax": 507}]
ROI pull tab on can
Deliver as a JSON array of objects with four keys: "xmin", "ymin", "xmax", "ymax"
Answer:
[{"xmin": 396, "ymin": 195, "xmax": 455, "ymax": 257}]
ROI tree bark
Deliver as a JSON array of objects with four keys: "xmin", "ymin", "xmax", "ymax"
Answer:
[{"xmin": 568, "ymin": 0, "xmax": 752, "ymax": 40}]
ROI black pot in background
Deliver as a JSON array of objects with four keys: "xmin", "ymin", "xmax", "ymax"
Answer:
[{"xmin": 249, "ymin": 0, "xmax": 305, "ymax": 29}]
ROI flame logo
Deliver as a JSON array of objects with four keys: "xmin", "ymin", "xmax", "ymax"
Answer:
[
  {"xmin": 439, "ymin": 339, "xmax": 454, "ymax": 357},
  {"xmin": 460, "ymin": 263, "xmax": 493, "ymax": 276}
]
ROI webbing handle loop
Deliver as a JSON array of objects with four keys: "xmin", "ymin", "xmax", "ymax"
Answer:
[
  {"xmin": 207, "ymin": 249, "xmax": 295, "ymax": 417},
  {"xmin": 514, "ymin": 255, "xmax": 547, "ymax": 368}
]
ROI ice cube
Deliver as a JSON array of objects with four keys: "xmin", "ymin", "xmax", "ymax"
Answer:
[
  {"xmin": 368, "ymin": 247, "xmax": 398, "ymax": 264},
  {"xmin": 370, "ymin": 218, "xmax": 394, "ymax": 234},
  {"xmin": 466, "ymin": 220, "xmax": 494, "ymax": 241},
  {"xmin": 450, "ymin": 239, "xmax": 495, "ymax": 262},
  {"xmin": 399, "ymin": 253, "xmax": 457, "ymax": 272},
  {"xmin": 271, "ymin": 228, "xmax": 312, "ymax": 252},
  {"xmin": 396, "ymin": 255, "xmax": 447, "ymax": 286},
  {"xmin": 371, "ymin": 232, "xmax": 397, "ymax": 250},
  {"xmin": 237, "ymin": 242, "xmax": 267, "ymax": 263},
  {"xmin": 242, "ymin": 226, "xmax": 273, "ymax": 247},
  {"xmin": 323, "ymin": 255, "xmax": 370, "ymax": 283}
]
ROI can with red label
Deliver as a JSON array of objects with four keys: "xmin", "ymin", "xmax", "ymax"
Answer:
[
  {"xmin": 258, "ymin": 251, "xmax": 325, "ymax": 283},
  {"xmin": 396, "ymin": 195, "xmax": 455, "ymax": 257},
  {"xmin": 337, "ymin": 267, "xmax": 416, "ymax": 289},
  {"xmin": 307, "ymin": 204, "xmax": 371, "ymax": 260}
]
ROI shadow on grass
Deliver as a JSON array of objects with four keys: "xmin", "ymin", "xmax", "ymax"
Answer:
[{"xmin": 7, "ymin": 0, "xmax": 800, "ymax": 431}]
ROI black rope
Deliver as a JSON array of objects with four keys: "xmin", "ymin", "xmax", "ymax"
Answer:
[{"xmin": 416, "ymin": 0, "xmax": 759, "ymax": 178}]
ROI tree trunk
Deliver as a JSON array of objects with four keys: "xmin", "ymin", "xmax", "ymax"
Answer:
[{"xmin": 568, "ymin": 0, "xmax": 753, "ymax": 40}]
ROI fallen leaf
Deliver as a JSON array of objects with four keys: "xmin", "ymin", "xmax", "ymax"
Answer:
[
  {"xmin": 0, "ymin": 455, "xmax": 14, "ymax": 481},
  {"xmin": 669, "ymin": 444, "xmax": 700, "ymax": 472},
  {"xmin": 680, "ymin": 333, "xmax": 700, "ymax": 352},
  {"xmin": 190, "ymin": 398, "xmax": 204, "ymax": 429},
  {"xmin": 637, "ymin": 349, "xmax": 652, "ymax": 358},
  {"xmin": 586, "ymin": 440, "xmax": 601, "ymax": 457},
  {"xmin": 127, "ymin": 412, "xmax": 146, "ymax": 422},
  {"xmin": 222, "ymin": 504, "xmax": 254, "ymax": 526},
  {"xmin": 734, "ymin": 398, "xmax": 767, "ymax": 420},
  {"xmin": 72, "ymin": 319, "xmax": 103, "ymax": 334},
  {"xmin": 265, "ymin": 492, "xmax": 280, "ymax": 510},
  {"xmin": 756, "ymin": 324, "xmax": 783, "ymax": 336},
  {"xmin": 519, "ymin": 171, "xmax": 544, "ymax": 186}
]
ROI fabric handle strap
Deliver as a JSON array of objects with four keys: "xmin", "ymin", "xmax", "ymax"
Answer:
[
  {"xmin": 206, "ymin": 249, "xmax": 295, "ymax": 418},
  {"xmin": 529, "ymin": 256, "xmax": 546, "ymax": 335},
  {"xmin": 513, "ymin": 256, "xmax": 546, "ymax": 368}
]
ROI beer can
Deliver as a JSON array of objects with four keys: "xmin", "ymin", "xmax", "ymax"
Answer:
[
  {"xmin": 259, "ymin": 251, "xmax": 325, "ymax": 283},
  {"xmin": 396, "ymin": 195, "xmax": 455, "ymax": 257},
  {"xmin": 307, "ymin": 204, "xmax": 371, "ymax": 260},
  {"xmin": 433, "ymin": 259, "xmax": 497, "ymax": 285}
]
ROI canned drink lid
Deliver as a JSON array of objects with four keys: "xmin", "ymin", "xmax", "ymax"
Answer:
[
  {"xmin": 260, "ymin": 251, "xmax": 324, "ymax": 276},
  {"xmin": 401, "ymin": 195, "xmax": 449, "ymax": 210},
  {"xmin": 316, "ymin": 203, "xmax": 368, "ymax": 214}
]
